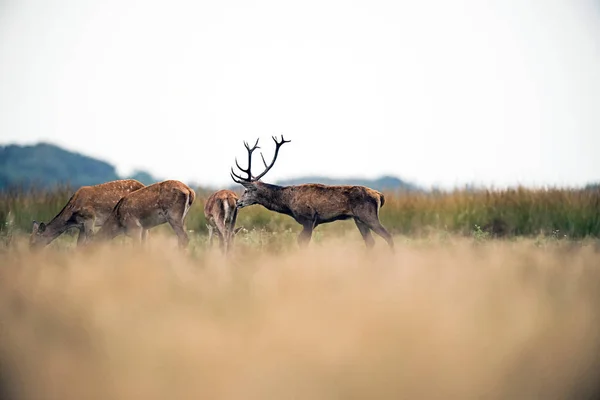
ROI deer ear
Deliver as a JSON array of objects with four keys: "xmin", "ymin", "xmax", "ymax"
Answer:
[
  {"xmin": 38, "ymin": 222, "xmax": 46, "ymax": 233},
  {"xmin": 32, "ymin": 221, "xmax": 39, "ymax": 232}
]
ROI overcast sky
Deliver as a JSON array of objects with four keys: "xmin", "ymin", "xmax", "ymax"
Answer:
[{"xmin": 1, "ymin": 0, "xmax": 599, "ymax": 189}]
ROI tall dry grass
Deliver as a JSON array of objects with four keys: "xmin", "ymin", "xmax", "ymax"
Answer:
[
  {"xmin": 2, "ymin": 185, "xmax": 599, "ymax": 240},
  {"xmin": 1, "ymin": 234, "xmax": 599, "ymax": 399},
  {"xmin": 381, "ymin": 186, "xmax": 600, "ymax": 237}
]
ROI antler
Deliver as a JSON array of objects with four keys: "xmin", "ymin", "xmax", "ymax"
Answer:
[
  {"xmin": 253, "ymin": 135, "xmax": 291, "ymax": 181},
  {"xmin": 230, "ymin": 138, "xmax": 260, "ymax": 183},
  {"xmin": 231, "ymin": 135, "xmax": 290, "ymax": 183}
]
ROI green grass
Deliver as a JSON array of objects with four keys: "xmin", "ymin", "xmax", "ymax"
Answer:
[
  {"xmin": 2, "ymin": 185, "xmax": 599, "ymax": 243},
  {"xmin": 380, "ymin": 186, "xmax": 600, "ymax": 238}
]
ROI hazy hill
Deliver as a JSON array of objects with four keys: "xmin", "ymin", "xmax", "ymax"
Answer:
[
  {"xmin": 275, "ymin": 175, "xmax": 420, "ymax": 192},
  {"xmin": 0, "ymin": 143, "xmax": 159, "ymax": 190},
  {"xmin": 128, "ymin": 170, "xmax": 159, "ymax": 186},
  {"xmin": 0, "ymin": 142, "xmax": 419, "ymax": 192}
]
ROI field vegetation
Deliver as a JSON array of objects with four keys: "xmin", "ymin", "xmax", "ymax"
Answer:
[
  {"xmin": 2, "ymin": 185, "xmax": 599, "ymax": 242},
  {"xmin": 0, "ymin": 185, "xmax": 599, "ymax": 399}
]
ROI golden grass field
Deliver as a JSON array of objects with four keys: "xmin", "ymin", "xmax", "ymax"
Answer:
[{"xmin": 1, "ymin": 232, "xmax": 600, "ymax": 399}]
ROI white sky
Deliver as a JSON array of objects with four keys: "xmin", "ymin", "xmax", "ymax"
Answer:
[{"xmin": 1, "ymin": 0, "xmax": 599, "ymax": 189}]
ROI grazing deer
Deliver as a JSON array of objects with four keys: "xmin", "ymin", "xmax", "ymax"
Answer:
[
  {"xmin": 30, "ymin": 179, "xmax": 145, "ymax": 248},
  {"xmin": 204, "ymin": 189, "xmax": 243, "ymax": 254},
  {"xmin": 92, "ymin": 180, "xmax": 196, "ymax": 248},
  {"xmin": 230, "ymin": 136, "xmax": 395, "ymax": 250}
]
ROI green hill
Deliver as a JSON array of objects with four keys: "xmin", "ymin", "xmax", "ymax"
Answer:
[
  {"xmin": 0, "ymin": 142, "xmax": 159, "ymax": 190},
  {"xmin": 0, "ymin": 142, "xmax": 420, "ymax": 192}
]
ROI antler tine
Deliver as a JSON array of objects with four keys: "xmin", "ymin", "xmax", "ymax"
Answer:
[
  {"xmin": 230, "ymin": 168, "xmax": 245, "ymax": 184},
  {"xmin": 231, "ymin": 137, "xmax": 262, "ymax": 183},
  {"xmin": 235, "ymin": 157, "xmax": 246, "ymax": 173},
  {"xmin": 258, "ymin": 134, "xmax": 290, "ymax": 169},
  {"xmin": 252, "ymin": 134, "xmax": 291, "ymax": 181},
  {"xmin": 272, "ymin": 134, "xmax": 291, "ymax": 145},
  {"xmin": 232, "ymin": 156, "xmax": 252, "ymax": 181},
  {"xmin": 260, "ymin": 152, "xmax": 269, "ymax": 169},
  {"xmin": 244, "ymin": 138, "xmax": 260, "ymax": 152}
]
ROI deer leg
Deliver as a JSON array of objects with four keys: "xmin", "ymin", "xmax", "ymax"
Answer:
[
  {"xmin": 76, "ymin": 225, "xmax": 87, "ymax": 246},
  {"xmin": 76, "ymin": 215, "xmax": 95, "ymax": 246},
  {"xmin": 206, "ymin": 224, "xmax": 214, "ymax": 247},
  {"xmin": 140, "ymin": 229, "xmax": 150, "ymax": 250},
  {"xmin": 354, "ymin": 218, "xmax": 375, "ymax": 249},
  {"xmin": 355, "ymin": 201, "xmax": 395, "ymax": 252},
  {"xmin": 76, "ymin": 226, "xmax": 86, "ymax": 246},
  {"xmin": 125, "ymin": 226, "xmax": 144, "ymax": 246},
  {"xmin": 224, "ymin": 208, "xmax": 239, "ymax": 255},
  {"xmin": 352, "ymin": 198, "xmax": 390, "ymax": 250},
  {"xmin": 167, "ymin": 216, "xmax": 190, "ymax": 249},
  {"xmin": 373, "ymin": 224, "xmax": 394, "ymax": 250},
  {"xmin": 365, "ymin": 219, "xmax": 395, "ymax": 251},
  {"xmin": 78, "ymin": 221, "xmax": 94, "ymax": 246},
  {"xmin": 121, "ymin": 216, "xmax": 143, "ymax": 245},
  {"xmin": 297, "ymin": 212, "xmax": 318, "ymax": 248},
  {"xmin": 218, "ymin": 232, "xmax": 225, "ymax": 253},
  {"xmin": 297, "ymin": 222, "xmax": 314, "ymax": 248},
  {"xmin": 212, "ymin": 216, "xmax": 230, "ymax": 255},
  {"xmin": 165, "ymin": 192, "xmax": 192, "ymax": 249},
  {"xmin": 223, "ymin": 233, "xmax": 230, "ymax": 255},
  {"xmin": 118, "ymin": 214, "xmax": 143, "ymax": 246},
  {"xmin": 205, "ymin": 226, "xmax": 224, "ymax": 252}
]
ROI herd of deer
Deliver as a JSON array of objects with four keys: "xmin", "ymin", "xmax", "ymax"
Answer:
[{"xmin": 29, "ymin": 136, "xmax": 395, "ymax": 253}]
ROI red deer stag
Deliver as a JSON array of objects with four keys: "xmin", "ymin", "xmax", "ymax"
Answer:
[
  {"xmin": 92, "ymin": 180, "xmax": 196, "ymax": 248},
  {"xmin": 204, "ymin": 189, "xmax": 243, "ymax": 254},
  {"xmin": 30, "ymin": 179, "xmax": 146, "ymax": 248},
  {"xmin": 230, "ymin": 136, "xmax": 395, "ymax": 250}
]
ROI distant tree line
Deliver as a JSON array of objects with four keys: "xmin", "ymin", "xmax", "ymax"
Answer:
[
  {"xmin": 0, "ymin": 142, "xmax": 421, "ymax": 192},
  {"xmin": 0, "ymin": 142, "xmax": 159, "ymax": 190}
]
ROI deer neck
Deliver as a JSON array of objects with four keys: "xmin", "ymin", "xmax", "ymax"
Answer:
[
  {"xmin": 41, "ymin": 220, "xmax": 71, "ymax": 242},
  {"xmin": 257, "ymin": 183, "xmax": 293, "ymax": 216},
  {"xmin": 42, "ymin": 207, "xmax": 75, "ymax": 241}
]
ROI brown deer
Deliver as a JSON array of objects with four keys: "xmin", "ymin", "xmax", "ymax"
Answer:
[
  {"xmin": 30, "ymin": 179, "xmax": 146, "ymax": 248},
  {"xmin": 230, "ymin": 136, "xmax": 395, "ymax": 250},
  {"xmin": 92, "ymin": 180, "xmax": 196, "ymax": 248},
  {"xmin": 204, "ymin": 189, "xmax": 243, "ymax": 254}
]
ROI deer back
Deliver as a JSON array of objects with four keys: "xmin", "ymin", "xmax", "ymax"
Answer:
[{"xmin": 204, "ymin": 190, "xmax": 239, "ymax": 229}]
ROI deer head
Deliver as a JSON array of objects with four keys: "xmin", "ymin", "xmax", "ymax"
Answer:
[
  {"xmin": 230, "ymin": 135, "xmax": 291, "ymax": 209},
  {"xmin": 30, "ymin": 220, "xmax": 51, "ymax": 248}
]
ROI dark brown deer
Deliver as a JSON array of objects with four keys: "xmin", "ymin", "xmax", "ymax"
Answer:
[
  {"xmin": 204, "ymin": 189, "xmax": 243, "ymax": 254},
  {"xmin": 30, "ymin": 179, "xmax": 146, "ymax": 248},
  {"xmin": 230, "ymin": 136, "xmax": 394, "ymax": 250},
  {"xmin": 92, "ymin": 180, "xmax": 196, "ymax": 248}
]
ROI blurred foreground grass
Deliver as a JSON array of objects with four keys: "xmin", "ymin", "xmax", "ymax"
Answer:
[{"xmin": 1, "ymin": 234, "xmax": 600, "ymax": 399}]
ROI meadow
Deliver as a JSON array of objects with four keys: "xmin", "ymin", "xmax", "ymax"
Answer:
[
  {"xmin": 2, "ymin": 185, "xmax": 600, "ymax": 243},
  {"xmin": 0, "ymin": 186, "xmax": 600, "ymax": 399}
]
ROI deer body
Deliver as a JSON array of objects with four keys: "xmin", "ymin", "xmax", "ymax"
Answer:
[
  {"xmin": 204, "ymin": 189, "xmax": 242, "ymax": 254},
  {"xmin": 30, "ymin": 179, "xmax": 145, "ymax": 248},
  {"xmin": 231, "ymin": 136, "xmax": 394, "ymax": 250},
  {"xmin": 238, "ymin": 181, "xmax": 392, "ymax": 248},
  {"xmin": 94, "ymin": 180, "xmax": 196, "ymax": 248}
]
